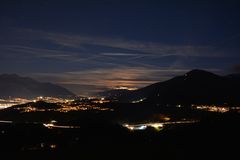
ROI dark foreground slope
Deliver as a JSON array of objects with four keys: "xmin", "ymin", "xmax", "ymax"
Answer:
[{"xmin": 0, "ymin": 111, "xmax": 239, "ymax": 160}]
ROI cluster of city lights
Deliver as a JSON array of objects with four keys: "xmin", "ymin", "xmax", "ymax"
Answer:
[
  {"xmin": 13, "ymin": 103, "xmax": 113, "ymax": 113},
  {"xmin": 191, "ymin": 105, "xmax": 240, "ymax": 113},
  {"xmin": 0, "ymin": 98, "xmax": 31, "ymax": 109},
  {"xmin": 35, "ymin": 96, "xmax": 75, "ymax": 104},
  {"xmin": 56, "ymin": 105, "xmax": 114, "ymax": 113},
  {"xmin": 0, "ymin": 96, "xmax": 114, "ymax": 113},
  {"xmin": 13, "ymin": 105, "xmax": 113, "ymax": 113},
  {"xmin": 91, "ymin": 98, "xmax": 110, "ymax": 104}
]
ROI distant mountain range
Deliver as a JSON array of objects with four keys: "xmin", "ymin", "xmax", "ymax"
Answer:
[
  {"xmin": 103, "ymin": 69, "xmax": 240, "ymax": 105},
  {"xmin": 0, "ymin": 74, "xmax": 75, "ymax": 99}
]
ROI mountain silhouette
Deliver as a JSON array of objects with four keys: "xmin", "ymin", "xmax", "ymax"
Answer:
[
  {"xmin": 9, "ymin": 100, "xmax": 62, "ymax": 110},
  {"xmin": 113, "ymin": 69, "xmax": 240, "ymax": 105},
  {"xmin": 0, "ymin": 74, "xmax": 75, "ymax": 99},
  {"xmin": 98, "ymin": 89, "xmax": 132, "ymax": 100}
]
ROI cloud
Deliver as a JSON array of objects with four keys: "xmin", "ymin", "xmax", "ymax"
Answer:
[
  {"xmin": 2, "ymin": 28, "xmax": 236, "ymax": 71},
  {"xmin": 0, "ymin": 28, "xmax": 235, "ymax": 95},
  {"xmin": 43, "ymin": 32, "xmax": 221, "ymax": 58},
  {"xmin": 7, "ymin": 28, "xmax": 239, "ymax": 59},
  {"xmin": 0, "ymin": 44, "xmax": 74, "ymax": 59},
  {"xmin": 31, "ymin": 67, "xmax": 190, "ymax": 94},
  {"xmin": 31, "ymin": 65, "xmax": 222, "ymax": 94},
  {"xmin": 1, "ymin": 28, "xmax": 239, "ymax": 68},
  {"xmin": 100, "ymin": 52, "xmax": 142, "ymax": 56}
]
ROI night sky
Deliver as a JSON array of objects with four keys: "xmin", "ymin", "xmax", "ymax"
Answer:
[{"xmin": 0, "ymin": 0, "xmax": 240, "ymax": 95}]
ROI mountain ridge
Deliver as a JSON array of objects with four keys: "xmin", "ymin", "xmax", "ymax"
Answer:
[
  {"xmin": 0, "ymin": 74, "xmax": 75, "ymax": 99},
  {"xmin": 106, "ymin": 69, "xmax": 240, "ymax": 105}
]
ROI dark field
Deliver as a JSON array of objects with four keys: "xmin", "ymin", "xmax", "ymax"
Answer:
[{"xmin": 0, "ymin": 103, "xmax": 239, "ymax": 160}]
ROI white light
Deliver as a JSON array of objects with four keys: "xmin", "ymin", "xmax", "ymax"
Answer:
[
  {"xmin": 50, "ymin": 120, "xmax": 57, "ymax": 123},
  {"xmin": 43, "ymin": 123, "xmax": 54, "ymax": 128},
  {"xmin": 137, "ymin": 125, "xmax": 147, "ymax": 130}
]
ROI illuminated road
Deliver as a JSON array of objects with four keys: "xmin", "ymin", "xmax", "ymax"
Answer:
[
  {"xmin": 43, "ymin": 123, "xmax": 80, "ymax": 129},
  {"xmin": 122, "ymin": 120, "xmax": 198, "ymax": 131},
  {"xmin": 0, "ymin": 119, "xmax": 80, "ymax": 129},
  {"xmin": 0, "ymin": 120, "xmax": 13, "ymax": 123}
]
